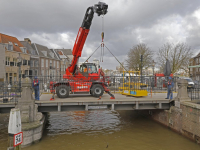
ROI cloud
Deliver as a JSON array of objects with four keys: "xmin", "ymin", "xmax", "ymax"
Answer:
[{"xmin": 1, "ymin": 0, "xmax": 200, "ymax": 69}]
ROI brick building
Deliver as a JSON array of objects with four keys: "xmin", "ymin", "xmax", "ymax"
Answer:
[
  {"xmin": 0, "ymin": 33, "xmax": 30, "ymax": 83},
  {"xmin": 31, "ymin": 43, "xmax": 61, "ymax": 78},
  {"xmin": 189, "ymin": 53, "xmax": 200, "ymax": 80}
]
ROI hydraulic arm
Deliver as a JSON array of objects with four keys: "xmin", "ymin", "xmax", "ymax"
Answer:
[{"xmin": 67, "ymin": 2, "xmax": 108, "ymax": 75}]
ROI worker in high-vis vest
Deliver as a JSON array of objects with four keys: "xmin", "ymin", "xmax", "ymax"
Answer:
[
  {"xmin": 165, "ymin": 77, "xmax": 174, "ymax": 100},
  {"xmin": 32, "ymin": 76, "xmax": 40, "ymax": 100}
]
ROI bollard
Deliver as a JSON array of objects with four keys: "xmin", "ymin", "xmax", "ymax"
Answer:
[{"xmin": 8, "ymin": 108, "xmax": 22, "ymax": 150}]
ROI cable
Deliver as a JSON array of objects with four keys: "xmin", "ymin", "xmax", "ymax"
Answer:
[
  {"xmin": 104, "ymin": 45, "xmax": 128, "ymax": 72},
  {"xmin": 84, "ymin": 45, "xmax": 101, "ymax": 63}
]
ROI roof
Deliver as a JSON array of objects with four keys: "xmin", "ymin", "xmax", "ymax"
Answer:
[
  {"xmin": 20, "ymin": 41, "xmax": 38, "ymax": 56},
  {"xmin": 32, "ymin": 43, "xmax": 59, "ymax": 60},
  {"xmin": 0, "ymin": 33, "xmax": 28, "ymax": 53},
  {"xmin": 54, "ymin": 49, "xmax": 71, "ymax": 60},
  {"xmin": 55, "ymin": 49, "xmax": 72, "ymax": 56},
  {"xmin": 49, "ymin": 49, "xmax": 60, "ymax": 60}
]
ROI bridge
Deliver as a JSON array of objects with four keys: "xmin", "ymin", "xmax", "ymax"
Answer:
[
  {"xmin": 2, "ymin": 78, "xmax": 191, "ymax": 147},
  {"xmin": 0, "ymin": 93, "xmax": 175, "ymax": 113}
]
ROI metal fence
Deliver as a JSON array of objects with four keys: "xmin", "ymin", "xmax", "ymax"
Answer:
[
  {"xmin": 0, "ymin": 82, "xmax": 21, "ymax": 104},
  {"xmin": 28, "ymin": 75, "xmax": 178, "ymax": 93},
  {"xmin": 187, "ymin": 80, "xmax": 200, "ymax": 100},
  {"xmin": 0, "ymin": 75, "xmax": 179, "ymax": 103}
]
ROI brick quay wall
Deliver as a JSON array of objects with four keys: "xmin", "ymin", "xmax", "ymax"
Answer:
[{"xmin": 141, "ymin": 102, "xmax": 200, "ymax": 144}]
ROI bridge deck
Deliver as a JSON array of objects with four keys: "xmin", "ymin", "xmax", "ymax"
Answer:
[
  {"xmin": 0, "ymin": 93, "xmax": 176, "ymax": 113},
  {"xmin": 36, "ymin": 93, "xmax": 176, "ymax": 112}
]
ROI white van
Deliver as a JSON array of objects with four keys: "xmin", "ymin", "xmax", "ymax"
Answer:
[{"xmin": 183, "ymin": 78, "xmax": 194, "ymax": 89}]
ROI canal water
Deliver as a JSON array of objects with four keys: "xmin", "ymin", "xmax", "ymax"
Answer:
[{"xmin": 0, "ymin": 110, "xmax": 200, "ymax": 150}]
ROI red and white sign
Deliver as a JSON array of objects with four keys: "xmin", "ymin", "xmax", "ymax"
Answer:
[{"xmin": 14, "ymin": 132, "xmax": 23, "ymax": 147}]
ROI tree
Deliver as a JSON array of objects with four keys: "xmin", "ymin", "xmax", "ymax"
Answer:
[
  {"xmin": 126, "ymin": 43, "xmax": 153, "ymax": 71},
  {"xmin": 157, "ymin": 43, "xmax": 193, "ymax": 74}
]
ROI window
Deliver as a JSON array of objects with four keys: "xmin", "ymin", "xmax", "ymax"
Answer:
[
  {"xmin": 54, "ymin": 61, "xmax": 56, "ymax": 68},
  {"xmin": 8, "ymin": 42, "xmax": 13, "ymax": 51},
  {"xmin": 57, "ymin": 61, "xmax": 59, "ymax": 68},
  {"xmin": 41, "ymin": 59, "xmax": 44, "ymax": 67},
  {"xmin": 46, "ymin": 59, "xmax": 48, "ymax": 67},
  {"xmin": 25, "ymin": 70, "xmax": 29, "ymax": 76},
  {"xmin": 34, "ymin": 70, "xmax": 38, "ymax": 76},
  {"xmin": 6, "ymin": 57, "xmax": 10, "ymax": 66},
  {"xmin": 14, "ymin": 73, "xmax": 17, "ymax": 81},
  {"xmin": 13, "ymin": 58, "xmax": 17, "ymax": 66},
  {"xmin": 20, "ymin": 47, "xmax": 27, "ymax": 53},
  {"xmin": 46, "ymin": 70, "xmax": 48, "ymax": 77},
  {"xmin": 34, "ymin": 60, "xmax": 38, "ymax": 67},
  {"xmin": 31, "ymin": 60, "xmax": 34, "ymax": 67},
  {"xmin": 196, "ymin": 58, "xmax": 198, "ymax": 65},
  {"xmin": 41, "ymin": 70, "xmax": 44, "ymax": 76},
  {"xmin": 50, "ymin": 60, "xmax": 52, "ymax": 67},
  {"xmin": 14, "ymin": 43, "xmax": 18, "ymax": 46},
  {"xmin": 23, "ymin": 60, "xmax": 27, "ymax": 65}
]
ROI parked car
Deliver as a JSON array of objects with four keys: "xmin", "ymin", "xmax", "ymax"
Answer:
[{"xmin": 183, "ymin": 78, "xmax": 194, "ymax": 89}]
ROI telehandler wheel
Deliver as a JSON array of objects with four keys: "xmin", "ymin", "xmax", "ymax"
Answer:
[
  {"xmin": 92, "ymin": 84, "xmax": 104, "ymax": 97},
  {"xmin": 56, "ymin": 85, "xmax": 69, "ymax": 98}
]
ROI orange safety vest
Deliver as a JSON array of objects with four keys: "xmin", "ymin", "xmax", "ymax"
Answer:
[{"xmin": 33, "ymin": 80, "xmax": 38, "ymax": 86}]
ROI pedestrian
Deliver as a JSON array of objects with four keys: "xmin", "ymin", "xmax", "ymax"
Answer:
[
  {"xmin": 32, "ymin": 76, "xmax": 40, "ymax": 100},
  {"xmin": 165, "ymin": 77, "xmax": 174, "ymax": 100}
]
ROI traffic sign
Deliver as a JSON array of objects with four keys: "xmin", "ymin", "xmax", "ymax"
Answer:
[{"xmin": 14, "ymin": 132, "xmax": 23, "ymax": 147}]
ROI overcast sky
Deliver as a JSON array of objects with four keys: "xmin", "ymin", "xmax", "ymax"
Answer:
[{"xmin": 1, "ymin": 0, "xmax": 200, "ymax": 69}]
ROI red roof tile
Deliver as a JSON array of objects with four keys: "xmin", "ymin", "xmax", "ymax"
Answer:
[
  {"xmin": 57, "ymin": 51, "xmax": 63, "ymax": 55},
  {"xmin": 0, "ymin": 33, "xmax": 29, "ymax": 53}
]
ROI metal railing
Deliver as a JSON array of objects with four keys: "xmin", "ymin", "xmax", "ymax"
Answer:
[
  {"xmin": 187, "ymin": 80, "xmax": 200, "ymax": 100},
  {"xmin": 0, "ymin": 75, "xmax": 179, "ymax": 103},
  {"xmin": 28, "ymin": 75, "xmax": 178, "ymax": 93},
  {"xmin": 0, "ymin": 82, "xmax": 21, "ymax": 104}
]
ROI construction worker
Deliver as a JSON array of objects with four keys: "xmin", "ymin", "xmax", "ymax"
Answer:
[
  {"xmin": 165, "ymin": 77, "xmax": 174, "ymax": 100},
  {"xmin": 84, "ymin": 67, "xmax": 87, "ymax": 72},
  {"xmin": 32, "ymin": 76, "xmax": 40, "ymax": 100}
]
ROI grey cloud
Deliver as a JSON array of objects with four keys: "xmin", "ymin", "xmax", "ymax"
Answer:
[{"xmin": 1, "ymin": 0, "xmax": 200, "ymax": 69}]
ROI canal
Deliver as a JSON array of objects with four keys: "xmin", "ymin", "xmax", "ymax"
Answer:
[{"xmin": 0, "ymin": 110, "xmax": 199, "ymax": 150}]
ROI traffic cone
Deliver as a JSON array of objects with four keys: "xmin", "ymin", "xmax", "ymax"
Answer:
[{"xmin": 98, "ymin": 96, "xmax": 101, "ymax": 100}]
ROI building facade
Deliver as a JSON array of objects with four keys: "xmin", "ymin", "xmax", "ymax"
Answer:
[
  {"xmin": 189, "ymin": 54, "xmax": 200, "ymax": 80},
  {"xmin": 0, "ymin": 33, "xmax": 31, "ymax": 83}
]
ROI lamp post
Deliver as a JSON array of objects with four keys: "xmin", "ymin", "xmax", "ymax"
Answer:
[
  {"xmin": 17, "ymin": 53, "xmax": 22, "ymax": 88},
  {"xmin": 152, "ymin": 60, "xmax": 156, "ymax": 89},
  {"xmin": 152, "ymin": 60, "xmax": 155, "ymax": 76}
]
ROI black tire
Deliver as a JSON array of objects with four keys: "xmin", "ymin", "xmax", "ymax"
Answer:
[
  {"xmin": 56, "ymin": 85, "xmax": 69, "ymax": 98},
  {"xmin": 92, "ymin": 84, "xmax": 104, "ymax": 97}
]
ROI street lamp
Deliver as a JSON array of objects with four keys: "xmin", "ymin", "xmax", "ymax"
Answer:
[
  {"xmin": 151, "ymin": 60, "xmax": 156, "ymax": 89},
  {"xmin": 17, "ymin": 53, "xmax": 22, "ymax": 88},
  {"xmin": 152, "ymin": 60, "xmax": 155, "ymax": 76}
]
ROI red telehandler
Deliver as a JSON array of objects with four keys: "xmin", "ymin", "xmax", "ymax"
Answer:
[{"xmin": 50, "ymin": 2, "xmax": 115, "ymax": 99}]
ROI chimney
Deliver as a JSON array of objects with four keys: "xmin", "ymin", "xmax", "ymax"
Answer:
[{"xmin": 24, "ymin": 38, "xmax": 31, "ymax": 45}]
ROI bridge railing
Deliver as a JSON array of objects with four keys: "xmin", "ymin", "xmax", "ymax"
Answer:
[
  {"xmin": 0, "ymin": 75, "xmax": 179, "ymax": 103},
  {"xmin": 0, "ymin": 82, "xmax": 21, "ymax": 104},
  {"xmin": 28, "ymin": 75, "xmax": 178, "ymax": 94},
  {"xmin": 187, "ymin": 80, "xmax": 200, "ymax": 100}
]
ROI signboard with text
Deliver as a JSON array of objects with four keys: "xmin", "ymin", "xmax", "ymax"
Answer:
[{"xmin": 14, "ymin": 132, "xmax": 23, "ymax": 147}]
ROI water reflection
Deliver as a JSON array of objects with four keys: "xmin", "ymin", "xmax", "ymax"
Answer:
[{"xmin": 47, "ymin": 110, "xmax": 122, "ymax": 136}]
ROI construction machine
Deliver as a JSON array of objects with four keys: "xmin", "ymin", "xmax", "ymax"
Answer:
[{"xmin": 50, "ymin": 2, "xmax": 115, "ymax": 99}]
